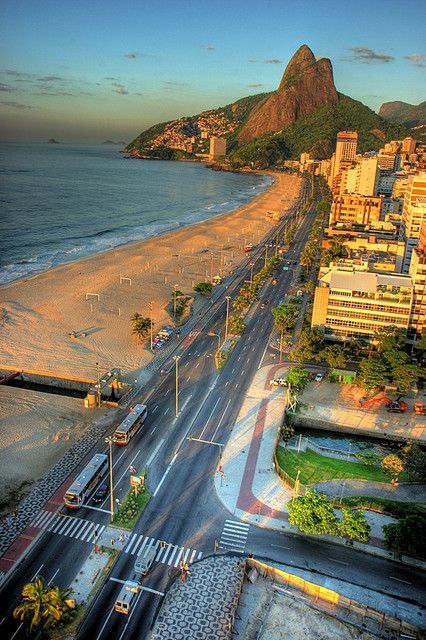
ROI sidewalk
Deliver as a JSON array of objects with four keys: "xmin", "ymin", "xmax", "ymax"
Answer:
[{"xmin": 214, "ymin": 365, "xmax": 423, "ymax": 566}]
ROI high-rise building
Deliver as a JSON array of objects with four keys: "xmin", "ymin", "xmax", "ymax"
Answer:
[
  {"xmin": 330, "ymin": 131, "xmax": 358, "ymax": 192},
  {"xmin": 400, "ymin": 171, "xmax": 426, "ymax": 271},
  {"xmin": 329, "ymin": 194, "xmax": 382, "ymax": 226},
  {"xmin": 408, "ymin": 221, "xmax": 426, "ymax": 341},
  {"xmin": 401, "ymin": 137, "xmax": 417, "ymax": 155},
  {"xmin": 209, "ymin": 137, "xmax": 226, "ymax": 160}
]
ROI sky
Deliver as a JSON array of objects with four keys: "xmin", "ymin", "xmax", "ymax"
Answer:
[{"xmin": 0, "ymin": 0, "xmax": 425, "ymax": 143}]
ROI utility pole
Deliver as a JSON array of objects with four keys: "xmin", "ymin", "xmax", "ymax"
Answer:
[
  {"xmin": 279, "ymin": 329, "xmax": 283, "ymax": 364},
  {"xmin": 173, "ymin": 284, "xmax": 179, "ymax": 319},
  {"xmin": 149, "ymin": 301, "xmax": 154, "ymax": 351},
  {"xmin": 105, "ymin": 436, "xmax": 115, "ymax": 522},
  {"xmin": 210, "ymin": 251, "xmax": 213, "ymax": 283},
  {"xmin": 275, "ymin": 229, "xmax": 279, "ymax": 257},
  {"xmin": 173, "ymin": 355, "xmax": 181, "ymax": 417},
  {"xmin": 249, "ymin": 262, "xmax": 255, "ymax": 283},
  {"xmin": 264, "ymin": 245, "xmax": 269, "ymax": 268},
  {"xmin": 225, "ymin": 296, "xmax": 231, "ymax": 340},
  {"xmin": 96, "ymin": 362, "xmax": 101, "ymax": 408}
]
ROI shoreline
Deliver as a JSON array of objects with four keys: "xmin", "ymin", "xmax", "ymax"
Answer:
[
  {"xmin": 0, "ymin": 172, "xmax": 302, "ymax": 383},
  {"xmin": 0, "ymin": 164, "xmax": 273, "ymax": 290}
]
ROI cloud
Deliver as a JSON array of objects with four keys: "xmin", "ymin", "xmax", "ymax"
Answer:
[
  {"xmin": 0, "ymin": 100, "xmax": 33, "ymax": 109},
  {"xmin": 248, "ymin": 83, "xmax": 263, "ymax": 87},
  {"xmin": 404, "ymin": 53, "xmax": 426, "ymax": 68},
  {"xmin": 162, "ymin": 81, "xmax": 188, "ymax": 87},
  {"xmin": 205, "ymin": 46, "xmax": 216, "ymax": 51},
  {"xmin": 104, "ymin": 76, "xmax": 118, "ymax": 81},
  {"xmin": 33, "ymin": 91, "xmax": 74, "ymax": 97},
  {"xmin": 263, "ymin": 58, "xmax": 282, "ymax": 64},
  {"xmin": 343, "ymin": 47, "xmax": 394, "ymax": 64},
  {"xmin": 37, "ymin": 75, "xmax": 63, "ymax": 82},
  {"xmin": 1, "ymin": 69, "xmax": 31, "ymax": 77},
  {"xmin": 0, "ymin": 83, "xmax": 12, "ymax": 92},
  {"xmin": 125, "ymin": 52, "xmax": 138, "ymax": 59},
  {"xmin": 248, "ymin": 59, "xmax": 257, "ymax": 63},
  {"xmin": 112, "ymin": 82, "xmax": 128, "ymax": 95}
]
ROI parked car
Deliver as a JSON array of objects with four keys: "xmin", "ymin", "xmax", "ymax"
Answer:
[
  {"xmin": 315, "ymin": 372, "xmax": 324, "ymax": 382},
  {"xmin": 93, "ymin": 484, "xmax": 108, "ymax": 504},
  {"xmin": 270, "ymin": 378, "xmax": 288, "ymax": 387}
]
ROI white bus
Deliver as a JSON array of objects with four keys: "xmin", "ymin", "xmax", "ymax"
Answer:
[
  {"xmin": 115, "ymin": 581, "xmax": 140, "ymax": 614},
  {"xmin": 64, "ymin": 453, "xmax": 108, "ymax": 509},
  {"xmin": 113, "ymin": 404, "xmax": 148, "ymax": 445}
]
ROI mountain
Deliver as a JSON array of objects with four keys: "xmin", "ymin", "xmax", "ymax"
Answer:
[
  {"xmin": 379, "ymin": 101, "xmax": 426, "ymax": 129},
  {"xmin": 126, "ymin": 44, "xmax": 406, "ymax": 166},
  {"xmin": 47, "ymin": 138, "xmax": 60, "ymax": 144},
  {"xmin": 238, "ymin": 45, "xmax": 338, "ymax": 144}
]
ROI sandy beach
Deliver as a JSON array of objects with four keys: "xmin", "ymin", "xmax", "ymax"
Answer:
[{"xmin": 0, "ymin": 171, "xmax": 302, "ymax": 383}]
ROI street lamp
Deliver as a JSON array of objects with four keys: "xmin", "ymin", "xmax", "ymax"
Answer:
[
  {"xmin": 105, "ymin": 436, "xmax": 115, "ymax": 522},
  {"xmin": 249, "ymin": 262, "xmax": 255, "ymax": 283},
  {"xmin": 96, "ymin": 362, "xmax": 101, "ymax": 408},
  {"xmin": 173, "ymin": 284, "xmax": 179, "ymax": 319},
  {"xmin": 149, "ymin": 301, "xmax": 154, "ymax": 351},
  {"xmin": 225, "ymin": 296, "xmax": 231, "ymax": 340},
  {"xmin": 173, "ymin": 355, "xmax": 181, "ymax": 417}
]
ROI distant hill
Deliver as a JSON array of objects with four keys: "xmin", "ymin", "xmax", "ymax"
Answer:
[
  {"xmin": 379, "ymin": 101, "xmax": 426, "ymax": 142},
  {"xmin": 102, "ymin": 140, "xmax": 127, "ymax": 145},
  {"xmin": 126, "ymin": 44, "xmax": 406, "ymax": 167},
  {"xmin": 47, "ymin": 138, "xmax": 60, "ymax": 144}
]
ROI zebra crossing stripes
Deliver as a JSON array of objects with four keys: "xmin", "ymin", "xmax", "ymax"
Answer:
[
  {"xmin": 30, "ymin": 510, "xmax": 104, "ymax": 543},
  {"xmin": 219, "ymin": 520, "xmax": 250, "ymax": 552},
  {"xmin": 124, "ymin": 534, "xmax": 202, "ymax": 567}
]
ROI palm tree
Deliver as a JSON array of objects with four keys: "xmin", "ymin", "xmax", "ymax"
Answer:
[
  {"xmin": 13, "ymin": 576, "xmax": 71, "ymax": 637},
  {"xmin": 131, "ymin": 314, "xmax": 151, "ymax": 342}
]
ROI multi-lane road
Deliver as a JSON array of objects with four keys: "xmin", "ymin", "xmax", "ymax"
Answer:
[{"xmin": 1, "ymin": 186, "xmax": 425, "ymax": 640}]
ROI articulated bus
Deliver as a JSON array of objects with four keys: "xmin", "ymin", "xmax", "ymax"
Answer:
[
  {"xmin": 64, "ymin": 453, "xmax": 108, "ymax": 509},
  {"xmin": 113, "ymin": 404, "xmax": 148, "ymax": 445}
]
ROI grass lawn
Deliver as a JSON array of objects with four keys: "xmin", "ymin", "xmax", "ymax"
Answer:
[
  {"xmin": 276, "ymin": 447, "xmax": 394, "ymax": 485},
  {"xmin": 112, "ymin": 484, "xmax": 151, "ymax": 530}
]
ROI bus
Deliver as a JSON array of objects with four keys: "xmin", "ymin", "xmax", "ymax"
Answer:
[
  {"xmin": 115, "ymin": 581, "xmax": 140, "ymax": 614},
  {"xmin": 64, "ymin": 453, "xmax": 108, "ymax": 509},
  {"xmin": 113, "ymin": 404, "xmax": 148, "ymax": 445}
]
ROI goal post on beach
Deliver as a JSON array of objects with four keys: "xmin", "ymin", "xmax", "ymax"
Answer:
[
  {"xmin": 85, "ymin": 293, "xmax": 100, "ymax": 301},
  {"xmin": 120, "ymin": 276, "xmax": 132, "ymax": 286}
]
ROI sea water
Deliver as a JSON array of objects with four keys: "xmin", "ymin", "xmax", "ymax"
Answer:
[{"xmin": 0, "ymin": 142, "xmax": 272, "ymax": 285}]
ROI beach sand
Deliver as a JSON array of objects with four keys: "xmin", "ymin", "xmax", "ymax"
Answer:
[{"xmin": 0, "ymin": 171, "xmax": 302, "ymax": 383}]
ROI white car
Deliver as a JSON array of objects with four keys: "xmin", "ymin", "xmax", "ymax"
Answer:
[
  {"xmin": 270, "ymin": 378, "xmax": 288, "ymax": 387},
  {"xmin": 315, "ymin": 372, "xmax": 324, "ymax": 382}
]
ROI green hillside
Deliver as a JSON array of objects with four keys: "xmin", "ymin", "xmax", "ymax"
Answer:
[{"xmin": 230, "ymin": 95, "xmax": 406, "ymax": 168}]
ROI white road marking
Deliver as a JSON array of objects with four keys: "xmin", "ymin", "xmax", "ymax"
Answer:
[
  {"xmin": 389, "ymin": 576, "xmax": 412, "ymax": 585},
  {"xmin": 153, "ymin": 465, "xmax": 172, "ymax": 497},
  {"xmin": 211, "ymin": 398, "xmax": 232, "ymax": 441},
  {"xmin": 164, "ymin": 408, "xmax": 169, "ymax": 416},
  {"xmin": 150, "ymin": 426, "xmax": 157, "ymax": 435},
  {"xmin": 270, "ymin": 544, "xmax": 291, "ymax": 550},
  {"xmin": 115, "ymin": 449, "xmax": 141, "ymax": 488},
  {"xmin": 258, "ymin": 341, "xmax": 269, "ymax": 369},
  {"xmin": 186, "ymin": 376, "xmax": 191, "ymax": 382},
  {"xmin": 48, "ymin": 567, "xmax": 60, "ymax": 585},
  {"xmin": 199, "ymin": 396, "xmax": 221, "ymax": 439},
  {"xmin": 152, "ymin": 405, "xmax": 158, "ymax": 413},
  {"xmin": 328, "ymin": 558, "xmax": 349, "ymax": 566},
  {"xmin": 147, "ymin": 439, "xmax": 165, "ymax": 466},
  {"xmin": 195, "ymin": 362, "xmax": 200, "ymax": 369}
]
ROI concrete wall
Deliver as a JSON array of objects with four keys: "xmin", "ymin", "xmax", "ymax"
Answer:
[{"xmin": 0, "ymin": 367, "xmax": 93, "ymax": 393}]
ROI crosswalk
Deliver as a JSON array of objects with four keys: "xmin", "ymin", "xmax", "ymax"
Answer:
[
  {"xmin": 219, "ymin": 519, "xmax": 250, "ymax": 553},
  {"xmin": 29, "ymin": 510, "xmax": 203, "ymax": 568},
  {"xmin": 30, "ymin": 510, "xmax": 105, "ymax": 543},
  {"xmin": 124, "ymin": 534, "xmax": 202, "ymax": 567}
]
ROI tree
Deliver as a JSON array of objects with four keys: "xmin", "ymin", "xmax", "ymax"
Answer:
[
  {"xmin": 228, "ymin": 314, "xmax": 245, "ymax": 336},
  {"xmin": 288, "ymin": 490, "xmax": 339, "ymax": 536},
  {"xmin": 383, "ymin": 515, "xmax": 426, "ymax": 559},
  {"xmin": 414, "ymin": 333, "xmax": 426, "ymax": 353},
  {"xmin": 272, "ymin": 303, "xmax": 299, "ymax": 332},
  {"xmin": 391, "ymin": 363, "xmax": 421, "ymax": 394},
  {"xmin": 285, "ymin": 367, "xmax": 311, "ymax": 391},
  {"xmin": 318, "ymin": 344, "xmax": 346, "ymax": 369},
  {"xmin": 131, "ymin": 313, "xmax": 152, "ymax": 342},
  {"xmin": 290, "ymin": 327, "xmax": 324, "ymax": 362},
  {"xmin": 381, "ymin": 453, "xmax": 404, "ymax": 483},
  {"xmin": 193, "ymin": 282, "xmax": 213, "ymax": 296},
  {"xmin": 339, "ymin": 507, "xmax": 370, "ymax": 542},
  {"xmin": 374, "ymin": 326, "xmax": 405, "ymax": 354},
  {"xmin": 13, "ymin": 576, "xmax": 71, "ymax": 636},
  {"xmin": 358, "ymin": 358, "xmax": 389, "ymax": 390},
  {"xmin": 280, "ymin": 424, "xmax": 295, "ymax": 443},
  {"xmin": 401, "ymin": 443, "xmax": 426, "ymax": 482}
]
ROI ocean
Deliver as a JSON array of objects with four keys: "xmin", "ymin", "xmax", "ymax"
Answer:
[{"xmin": 0, "ymin": 142, "xmax": 272, "ymax": 285}]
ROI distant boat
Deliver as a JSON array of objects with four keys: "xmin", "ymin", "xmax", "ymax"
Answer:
[{"xmin": 47, "ymin": 138, "xmax": 60, "ymax": 144}]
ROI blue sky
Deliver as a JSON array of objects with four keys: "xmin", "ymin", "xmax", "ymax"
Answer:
[{"xmin": 0, "ymin": 0, "xmax": 424, "ymax": 142}]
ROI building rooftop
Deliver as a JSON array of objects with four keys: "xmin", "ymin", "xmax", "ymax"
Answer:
[{"xmin": 323, "ymin": 270, "xmax": 413, "ymax": 292}]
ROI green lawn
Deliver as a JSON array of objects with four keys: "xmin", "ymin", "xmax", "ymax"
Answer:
[
  {"xmin": 112, "ymin": 485, "xmax": 151, "ymax": 530},
  {"xmin": 276, "ymin": 447, "xmax": 393, "ymax": 485}
]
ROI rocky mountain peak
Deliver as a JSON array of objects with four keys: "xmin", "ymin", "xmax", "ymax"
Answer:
[{"xmin": 238, "ymin": 44, "xmax": 338, "ymax": 144}]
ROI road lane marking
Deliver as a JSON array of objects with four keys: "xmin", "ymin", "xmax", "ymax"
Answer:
[
  {"xmin": 258, "ymin": 341, "xmax": 269, "ymax": 369},
  {"xmin": 186, "ymin": 376, "xmax": 191, "ymax": 382},
  {"xmin": 199, "ymin": 396, "xmax": 221, "ymax": 439},
  {"xmin": 211, "ymin": 398, "xmax": 232, "ymax": 441},
  {"xmin": 48, "ymin": 568, "xmax": 60, "ymax": 585},
  {"xmin": 150, "ymin": 426, "xmax": 157, "ymax": 435},
  {"xmin": 147, "ymin": 439, "xmax": 165, "ymax": 466},
  {"xmin": 195, "ymin": 362, "xmax": 200, "ymax": 369},
  {"xmin": 389, "ymin": 576, "xmax": 412, "ymax": 585},
  {"xmin": 95, "ymin": 606, "xmax": 115, "ymax": 640},
  {"xmin": 115, "ymin": 449, "xmax": 141, "ymax": 488},
  {"xmin": 328, "ymin": 558, "xmax": 349, "ymax": 565},
  {"xmin": 153, "ymin": 465, "xmax": 172, "ymax": 497},
  {"xmin": 270, "ymin": 544, "xmax": 291, "ymax": 550},
  {"xmin": 152, "ymin": 405, "xmax": 158, "ymax": 413},
  {"xmin": 164, "ymin": 408, "xmax": 169, "ymax": 416}
]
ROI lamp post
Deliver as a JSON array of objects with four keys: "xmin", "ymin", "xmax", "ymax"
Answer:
[
  {"xmin": 173, "ymin": 355, "xmax": 181, "ymax": 417},
  {"xmin": 279, "ymin": 329, "xmax": 284, "ymax": 364},
  {"xmin": 225, "ymin": 296, "xmax": 231, "ymax": 340},
  {"xmin": 264, "ymin": 245, "xmax": 269, "ymax": 268},
  {"xmin": 149, "ymin": 301, "xmax": 154, "ymax": 351},
  {"xmin": 173, "ymin": 284, "xmax": 179, "ymax": 319},
  {"xmin": 249, "ymin": 262, "xmax": 255, "ymax": 284},
  {"xmin": 96, "ymin": 362, "xmax": 101, "ymax": 408},
  {"xmin": 105, "ymin": 436, "xmax": 115, "ymax": 522}
]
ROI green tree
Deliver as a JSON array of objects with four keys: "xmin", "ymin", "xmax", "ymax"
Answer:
[
  {"xmin": 272, "ymin": 303, "xmax": 299, "ymax": 332},
  {"xmin": 228, "ymin": 314, "xmax": 245, "ymax": 336},
  {"xmin": 290, "ymin": 327, "xmax": 324, "ymax": 362},
  {"xmin": 131, "ymin": 313, "xmax": 152, "ymax": 342},
  {"xmin": 414, "ymin": 334, "xmax": 426, "ymax": 353},
  {"xmin": 288, "ymin": 490, "xmax": 339, "ymax": 536},
  {"xmin": 391, "ymin": 363, "xmax": 421, "ymax": 394},
  {"xmin": 339, "ymin": 507, "xmax": 370, "ymax": 542},
  {"xmin": 381, "ymin": 453, "xmax": 404, "ymax": 483},
  {"xmin": 383, "ymin": 515, "xmax": 426, "ymax": 559},
  {"xmin": 13, "ymin": 576, "xmax": 71, "ymax": 637},
  {"xmin": 286, "ymin": 367, "xmax": 311, "ymax": 391},
  {"xmin": 374, "ymin": 326, "xmax": 405, "ymax": 354},
  {"xmin": 280, "ymin": 424, "xmax": 295, "ymax": 443},
  {"xmin": 193, "ymin": 282, "xmax": 213, "ymax": 296},
  {"xmin": 318, "ymin": 344, "xmax": 347, "ymax": 369},
  {"xmin": 402, "ymin": 443, "xmax": 426, "ymax": 482},
  {"xmin": 358, "ymin": 358, "xmax": 389, "ymax": 390}
]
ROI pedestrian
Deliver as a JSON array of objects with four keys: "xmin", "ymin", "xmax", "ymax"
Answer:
[{"xmin": 111, "ymin": 538, "xmax": 114, "ymax": 547}]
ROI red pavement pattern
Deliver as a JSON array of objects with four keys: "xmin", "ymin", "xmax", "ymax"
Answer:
[{"xmin": 0, "ymin": 478, "xmax": 72, "ymax": 575}]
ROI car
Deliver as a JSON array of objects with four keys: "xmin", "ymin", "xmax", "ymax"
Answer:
[
  {"xmin": 134, "ymin": 546, "xmax": 157, "ymax": 577},
  {"xmin": 315, "ymin": 372, "xmax": 324, "ymax": 382},
  {"xmin": 260, "ymin": 302, "xmax": 266, "ymax": 309},
  {"xmin": 93, "ymin": 484, "xmax": 108, "ymax": 504},
  {"xmin": 270, "ymin": 378, "xmax": 288, "ymax": 387}
]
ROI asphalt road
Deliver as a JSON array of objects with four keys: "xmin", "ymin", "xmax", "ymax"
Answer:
[{"xmin": 1, "ymin": 185, "xmax": 424, "ymax": 640}]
